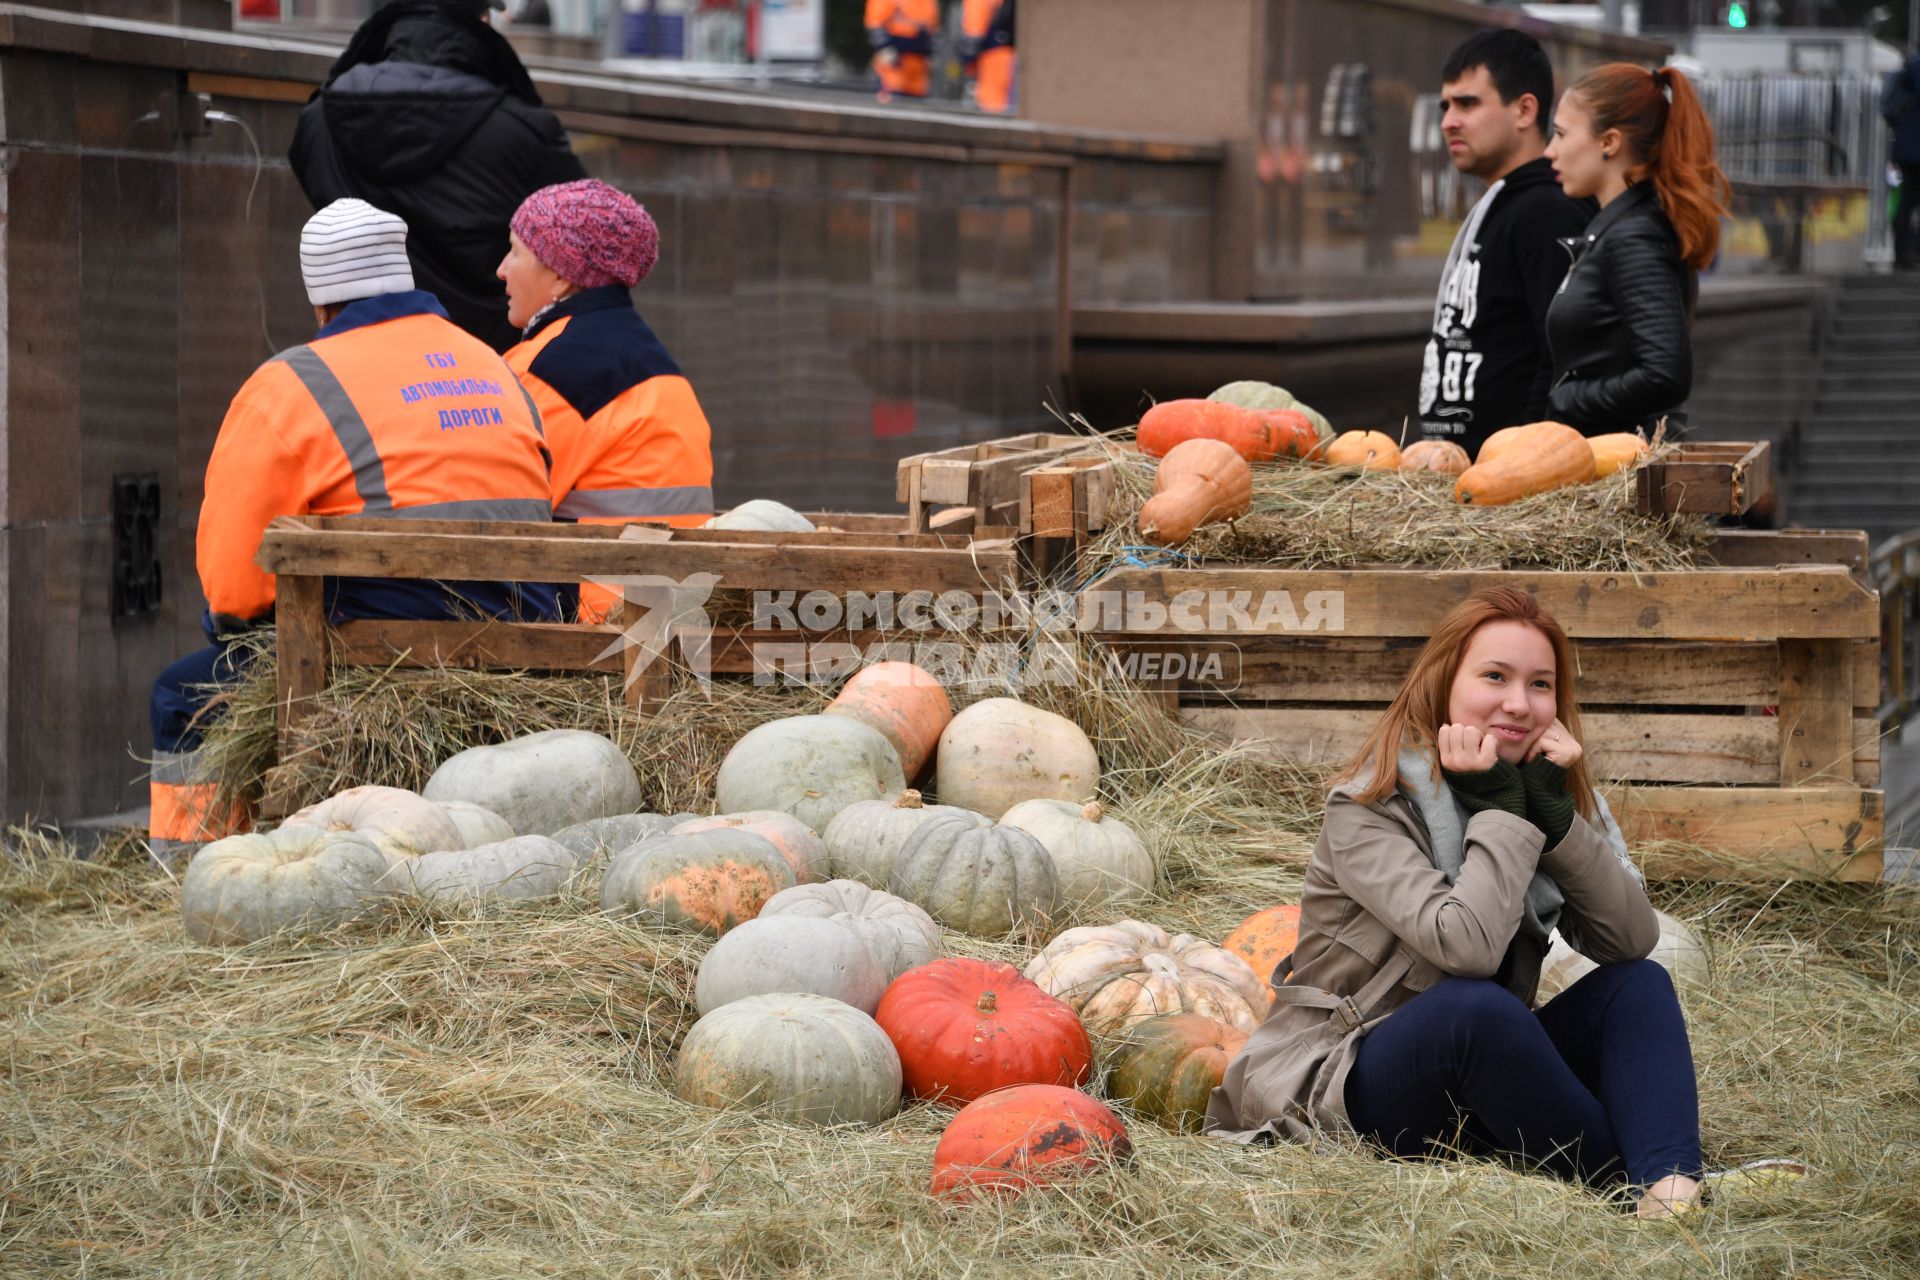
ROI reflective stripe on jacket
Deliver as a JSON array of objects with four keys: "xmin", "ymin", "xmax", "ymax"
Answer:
[
  {"xmin": 196, "ymin": 290, "xmax": 555, "ymax": 627},
  {"xmin": 506, "ymin": 286, "xmax": 714, "ymax": 528}
]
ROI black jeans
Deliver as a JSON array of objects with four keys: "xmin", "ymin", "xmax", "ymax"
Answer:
[
  {"xmin": 1896, "ymin": 163, "xmax": 1920, "ymax": 268},
  {"xmin": 1344, "ymin": 959, "xmax": 1702, "ymax": 1190}
]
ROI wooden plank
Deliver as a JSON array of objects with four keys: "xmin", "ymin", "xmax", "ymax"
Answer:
[
  {"xmin": 1634, "ymin": 441, "xmax": 1771, "ymax": 516},
  {"xmin": 1704, "ymin": 528, "xmax": 1869, "ymax": 576},
  {"xmin": 186, "ymin": 71, "xmax": 315, "ymax": 105},
  {"xmin": 1024, "ymin": 467, "xmax": 1080, "ymax": 539},
  {"xmin": 332, "ymin": 619, "xmax": 622, "ymax": 672},
  {"xmin": 1099, "ymin": 635, "xmax": 1881, "ymax": 709},
  {"xmin": 274, "ymin": 574, "xmax": 329, "ymax": 758},
  {"xmin": 1777, "ymin": 639, "xmax": 1856, "ymax": 786},
  {"xmin": 257, "ymin": 525, "xmax": 1020, "ymax": 594},
  {"xmin": 1182, "ymin": 706, "xmax": 1880, "ymax": 786},
  {"xmin": 1079, "ymin": 565, "xmax": 1878, "ymax": 641},
  {"xmin": 1604, "ymin": 785, "xmax": 1882, "ymax": 881},
  {"xmin": 298, "ymin": 514, "xmax": 984, "ymax": 552}
]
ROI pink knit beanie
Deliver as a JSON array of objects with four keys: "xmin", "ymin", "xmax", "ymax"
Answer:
[{"xmin": 510, "ymin": 179, "xmax": 660, "ymax": 289}]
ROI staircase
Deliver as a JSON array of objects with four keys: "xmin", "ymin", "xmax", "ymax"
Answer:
[{"xmin": 1782, "ymin": 274, "xmax": 1920, "ymax": 548}]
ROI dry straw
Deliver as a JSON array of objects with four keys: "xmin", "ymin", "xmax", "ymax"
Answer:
[{"xmin": 7, "ymin": 633, "xmax": 1918, "ymax": 1276}]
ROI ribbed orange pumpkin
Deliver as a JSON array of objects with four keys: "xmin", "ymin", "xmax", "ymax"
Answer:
[
  {"xmin": 1399, "ymin": 439, "xmax": 1471, "ymax": 476},
  {"xmin": 930, "ymin": 1085, "xmax": 1133, "ymax": 1199},
  {"xmin": 875, "ymin": 958, "xmax": 1092, "ymax": 1105},
  {"xmin": 1138, "ymin": 399, "xmax": 1286, "ymax": 461},
  {"xmin": 825, "ymin": 661, "xmax": 953, "ymax": 782},
  {"xmin": 1588, "ymin": 431, "xmax": 1649, "ymax": 478},
  {"xmin": 1105, "ymin": 1013, "xmax": 1249, "ymax": 1132},
  {"xmin": 1137, "ymin": 438, "xmax": 1253, "ymax": 544},
  {"xmin": 1455, "ymin": 422, "xmax": 1596, "ymax": 505},
  {"xmin": 1223, "ymin": 903, "xmax": 1301, "ymax": 990},
  {"xmin": 1323, "ymin": 430, "xmax": 1402, "ymax": 470}
]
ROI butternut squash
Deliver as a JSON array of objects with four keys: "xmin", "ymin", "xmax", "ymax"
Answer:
[
  {"xmin": 1475, "ymin": 423, "xmax": 1537, "ymax": 465},
  {"xmin": 1323, "ymin": 430, "xmax": 1402, "ymax": 470},
  {"xmin": 1454, "ymin": 422, "xmax": 1597, "ymax": 505},
  {"xmin": 1399, "ymin": 439, "xmax": 1470, "ymax": 476},
  {"xmin": 1137, "ymin": 438, "xmax": 1252, "ymax": 544},
  {"xmin": 1588, "ymin": 431, "xmax": 1649, "ymax": 478},
  {"xmin": 1138, "ymin": 400, "xmax": 1283, "ymax": 461}
]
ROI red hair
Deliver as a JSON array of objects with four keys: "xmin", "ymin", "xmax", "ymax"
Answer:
[
  {"xmin": 1334, "ymin": 587, "xmax": 1597, "ymax": 818},
  {"xmin": 1568, "ymin": 63, "xmax": 1730, "ymax": 271}
]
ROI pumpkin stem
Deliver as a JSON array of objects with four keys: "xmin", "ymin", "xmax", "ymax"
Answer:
[
  {"xmin": 1080, "ymin": 801, "xmax": 1104, "ymax": 823},
  {"xmin": 975, "ymin": 990, "xmax": 998, "ymax": 1015},
  {"xmin": 896, "ymin": 790, "xmax": 924, "ymax": 809}
]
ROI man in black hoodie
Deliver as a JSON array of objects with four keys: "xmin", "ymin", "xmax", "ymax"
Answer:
[
  {"xmin": 1418, "ymin": 30, "xmax": 1594, "ymax": 456},
  {"xmin": 290, "ymin": 0, "xmax": 587, "ymax": 352}
]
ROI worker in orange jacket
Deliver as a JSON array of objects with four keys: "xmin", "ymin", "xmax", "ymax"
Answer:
[
  {"xmin": 498, "ymin": 179, "xmax": 715, "ymax": 623},
  {"xmin": 865, "ymin": 0, "xmax": 937, "ymax": 101},
  {"xmin": 149, "ymin": 198, "xmax": 557, "ymax": 863},
  {"xmin": 961, "ymin": 0, "xmax": 1015, "ymax": 114}
]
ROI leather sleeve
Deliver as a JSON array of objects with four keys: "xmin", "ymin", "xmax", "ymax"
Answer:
[
  {"xmin": 1547, "ymin": 220, "xmax": 1692, "ymax": 428},
  {"xmin": 1324, "ymin": 798, "xmax": 1543, "ymax": 978},
  {"xmin": 1517, "ymin": 198, "xmax": 1589, "ymax": 421},
  {"xmin": 1538, "ymin": 813, "xmax": 1660, "ymax": 963}
]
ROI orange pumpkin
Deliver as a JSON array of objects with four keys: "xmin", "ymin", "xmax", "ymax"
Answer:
[
  {"xmin": 1399, "ymin": 439, "xmax": 1471, "ymax": 477},
  {"xmin": 1138, "ymin": 399, "xmax": 1284, "ymax": 461},
  {"xmin": 668, "ymin": 811, "xmax": 828, "ymax": 883},
  {"xmin": 1323, "ymin": 430, "xmax": 1402, "ymax": 470},
  {"xmin": 1105, "ymin": 1012, "xmax": 1249, "ymax": 1133},
  {"xmin": 930, "ymin": 1085, "xmax": 1133, "ymax": 1199},
  {"xmin": 875, "ymin": 958, "xmax": 1092, "ymax": 1105},
  {"xmin": 1223, "ymin": 903, "xmax": 1300, "ymax": 990},
  {"xmin": 599, "ymin": 829, "xmax": 796, "ymax": 935},
  {"xmin": 1455, "ymin": 422, "xmax": 1597, "ymax": 506},
  {"xmin": 1475, "ymin": 422, "xmax": 1537, "ymax": 465},
  {"xmin": 825, "ymin": 661, "xmax": 953, "ymax": 782},
  {"xmin": 1258, "ymin": 409, "xmax": 1323, "ymax": 460},
  {"xmin": 1137, "ymin": 438, "xmax": 1253, "ymax": 544},
  {"xmin": 1588, "ymin": 431, "xmax": 1649, "ymax": 478}
]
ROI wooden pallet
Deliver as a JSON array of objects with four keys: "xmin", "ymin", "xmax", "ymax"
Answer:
[
  {"xmin": 1635, "ymin": 440, "xmax": 1772, "ymax": 516},
  {"xmin": 253, "ymin": 513, "xmax": 1021, "ymax": 814},
  {"xmin": 895, "ymin": 432, "xmax": 1110, "ymax": 533},
  {"xmin": 1080, "ymin": 527, "xmax": 1885, "ymax": 880}
]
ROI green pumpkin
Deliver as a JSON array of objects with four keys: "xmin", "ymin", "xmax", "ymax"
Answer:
[{"xmin": 1106, "ymin": 1012, "xmax": 1249, "ymax": 1133}]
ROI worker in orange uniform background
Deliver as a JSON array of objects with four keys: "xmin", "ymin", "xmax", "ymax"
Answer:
[
  {"xmin": 148, "ymin": 199, "xmax": 559, "ymax": 864},
  {"xmin": 498, "ymin": 179, "xmax": 715, "ymax": 622},
  {"xmin": 961, "ymin": 0, "xmax": 1015, "ymax": 115},
  {"xmin": 864, "ymin": 0, "xmax": 937, "ymax": 102}
]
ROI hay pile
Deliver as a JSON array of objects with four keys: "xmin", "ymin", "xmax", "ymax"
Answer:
[
  {"xmin": 1068, "ymin": 432, "xmax": 1712, "ymax": 575},
  {"xmin": 6, "ymin": 645, "xmax": 1919, "ymax": 1275}
]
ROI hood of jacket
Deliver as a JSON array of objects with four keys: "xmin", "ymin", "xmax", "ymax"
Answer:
[
  {"xmin": 321, "ymin": 61, "xmax": 506, "ymax": 184},
  {"xmin": 322, "ymin": 1, "xmax": 542, "ymax": 103}
]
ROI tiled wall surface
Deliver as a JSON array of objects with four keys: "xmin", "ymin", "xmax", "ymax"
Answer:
[{"xmin": 0, "ymin": 29, "xmax": 1217, "ymax": 820}]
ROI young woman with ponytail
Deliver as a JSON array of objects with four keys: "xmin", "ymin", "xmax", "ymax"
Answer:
[{"xmin": 1542, "ymin": 64, "xmax": 1730, "ymax": 433}]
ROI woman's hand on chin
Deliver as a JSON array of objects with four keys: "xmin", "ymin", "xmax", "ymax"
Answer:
[
  {"xmin": 1438, "ymin": 723, "xmax": 1499, "ymax": 772},
  {"xmin": 1525, "ymin": 717, "xmax": 1584, "ymax": 769}
]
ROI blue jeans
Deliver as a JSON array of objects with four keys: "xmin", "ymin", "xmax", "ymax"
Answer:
[
  {"xmin": 151, "ymin": 642, "xmax": 257, "ymax": 755},
  {"xmin": 1344, "ymin": 960, "xmax": 1701, "ymax": 1190}
]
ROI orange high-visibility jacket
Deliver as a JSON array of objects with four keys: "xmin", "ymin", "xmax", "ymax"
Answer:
[
  {"xmin": 505, "ymin": 286, "xmax": 714, "ymax": 528},
  {"xmin": 866, "ymin": 0, "xmax": 937, "ymax": 47},
  {"xmin": 197, "ymin": 291, "xmax": 554, "ymax": 630}
]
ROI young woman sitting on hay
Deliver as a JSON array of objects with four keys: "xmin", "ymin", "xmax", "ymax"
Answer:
[{"xmin": 1204, "ymin": 587, "xmax": 1803, "ymax": 1219}]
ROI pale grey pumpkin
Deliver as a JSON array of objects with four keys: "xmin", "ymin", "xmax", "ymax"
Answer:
[
  {"xmin": 286, "ymin": 785, "xmax": 464, "ymax": 868},
  {"xmin": 439, "ymin": 801, "xmax": 515, "ymax": 850},
  {"xmin": 674, "ymin": 992, "xmax": 902, "ymax": 1126},
  {"xmin": 552, "ymin": 812, "xmax": 687, "ymax": 864},
  {"xmin": 934, "ymin": 697, "xmax": 1100, "ymax": 818},
  {"xmin": 888, "ymin": 814, "xmax": 1060, "ymax": 937},
  {"xmin": 381, "ymin": 834, "xmax": 579, "ymax": 904},
  {"xmin": 599, "ymin": 828, "xmax": 796, "ymax": 935},
  {"xmin": 671, "ymin": 810, "xmax": 829, "ymax": 883},
  {"xmin": 694, "ymin": 914, "xmax": 887, "ymax": 1015},
  {"xmin": 999, "ymin": 799, "xmax": 1154, "ymax": 908},
  {"xmin": 180, "ymin": 825, "xmax": 389, "ymax": 945},
  {"xmin": 821, "ymin": 790, "xmax": 986, "ymax": 888},
  {"xmin": 704, "ymin": 500, "xmax": 816, "ymax": 532},
  {"xmin": 759, "ymin": 879, "xmax": 942, "ymax": 980},
  {"xmin": 424, "ymin": 730, "xmax": 642, "ymax": 835},
  {"xmin": 714, "ymin": 715, "xmax": 906, "ymax": 834}
]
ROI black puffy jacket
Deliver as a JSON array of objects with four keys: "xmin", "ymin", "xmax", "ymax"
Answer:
[
  {"xmin": 1543, "ymin": 181, "xmax": 1696, "ymax": 433},
  {"xmin": 289, "ymin": 2, "xmax": 587, "ymax": 352}
]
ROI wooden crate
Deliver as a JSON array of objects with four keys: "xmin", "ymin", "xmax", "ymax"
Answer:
[
  {"xmin": 1635, "ymin": 440, "xmax": 1772, "ymax": 516},
  {"xmin": 895, "ymin": 432, "xmax": 1107, "ymax": 532},
  {"xmin": 253, "ymin": 513, "xmax": 1022, "ymax": 812},
  {"xmin": 1081, "ymin": 527, "xmax": 1884, "ymax": 880}
]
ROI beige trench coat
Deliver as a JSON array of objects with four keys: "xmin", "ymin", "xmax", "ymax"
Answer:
[{"xmin": 1204, "ymin": 774, "xmax": 1659, "ymax": 1144}]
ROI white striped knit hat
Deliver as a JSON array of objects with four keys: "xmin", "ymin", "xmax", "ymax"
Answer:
[{"xmin": 300, "ymin": 198, "xmax": 414, "ymax": 306}]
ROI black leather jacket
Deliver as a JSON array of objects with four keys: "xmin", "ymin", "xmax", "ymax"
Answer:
[{"xmin": 1543, "ymin": 182, "xmax": 1697, "ymax": 432}]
